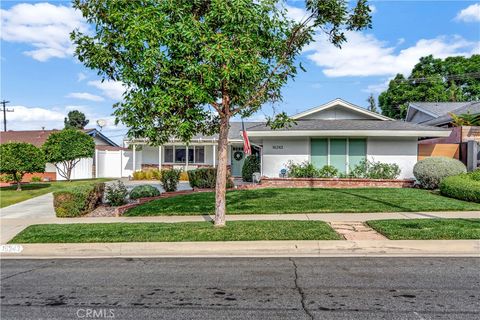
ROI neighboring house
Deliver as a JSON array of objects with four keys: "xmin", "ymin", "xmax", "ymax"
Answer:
[
  {"xmin": 127, "ymin": 99, "xmax": 450, "ymax": 179},
  {"xmin": 405, "ymin": 101, "xmax": 480, "ymax": 170},
  {"xmin": 0, "ymin": 128, "xmax": 120, "ymax": 181},
  {"xmin": 406, "ymin": 101, "xmax": 480, "ymax": 127}
]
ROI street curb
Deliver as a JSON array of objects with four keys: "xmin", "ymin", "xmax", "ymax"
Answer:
[{"xmin": 2, "ymin": 240, "xmax": 479, "ymax": 259}]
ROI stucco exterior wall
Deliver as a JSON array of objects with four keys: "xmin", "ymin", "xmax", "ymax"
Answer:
[
  {"xmin": 301, "ymin": 106, "xmax": 372, "ymax": 120},
  {"xmin": 261, "ymin": 137, "xmax": 310, "ymax": 177},
  {"xmin": 366, "ymin": 137, "xmax": 418, "ymax": 179}
]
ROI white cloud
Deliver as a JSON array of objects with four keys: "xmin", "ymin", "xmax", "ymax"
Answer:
[
  {"xmin": 66, "ymin": 92, "xmax": 105, "ymax": 102},
  {"xmin": 305, "ymin": 32, "xmax": 479, "ymax": 77},
  {"xmin": 0, "ymin": 3, "xmax": 88, "ymax": 61},
  {"xmin": 88, "ymin": 80, "xmax": 125, "ymax": 101},
  {"xmin": 362, "ymin": 78, "xmax": 392, "ymax": 94},
  {"xmin": 369, "ymin": 5, "xmax": 377, "ymax": 15},
  {"xmin": 285, "ymin": 4, "xmax": 308, "ymax": 23},
  {"xmin": 77, "ymin": 72, "xmax": 87, "ymax": 82},
  {"xmin": 5, "ymin": 105, "xmax": 65, "ymax": 130},
  {"xmin": 455, "ymin": 3, "xmax": 480, "ymax": 22}
]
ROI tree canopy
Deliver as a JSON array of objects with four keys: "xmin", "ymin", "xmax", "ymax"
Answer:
[
  {"xmin": 0, "ymin": 142, "xmax": 46, "ymax": 190},
  {"xmin": 72, "ymin": 0, "xmax": 372, "ymax": 226},
  {"xmin": 42, "ymin": 129, "xmax": 95, "ymax": 181},
  {"xmin": 379, "ymin": 54, "xmax": 480, "ymax": 119},
  {"xmin": 64, "ymin": 110, "xmax": 89, "ymax": 129}
]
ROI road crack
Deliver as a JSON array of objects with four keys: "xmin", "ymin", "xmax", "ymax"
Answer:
[
  {"xmin": 1, "ymin": 262, "xmax": 53, "ymax": 282},
  {"xmin": 289, "ymin": 258, "xmax": 314, "ymax": 320}
]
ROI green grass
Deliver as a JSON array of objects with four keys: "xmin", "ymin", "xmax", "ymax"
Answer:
[
  {"xmin": 367, "ymin": 219, "xmax": 480, "ymax": 240},
  {"xmin": 125, "ymin": 188, "xmax": 480, "ymax": 216},
  {"xmin": 0, "ymin": 179, "xmax": 110, "ymax": 208},
  {"xmin": 9, "ymin": 221, "xmax": 341, "ymax": 243}
]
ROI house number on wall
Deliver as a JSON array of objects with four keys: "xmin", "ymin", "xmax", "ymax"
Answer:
[{"xmin": 272, "ymin": 145, "xmax": 284, "ymax": 150}]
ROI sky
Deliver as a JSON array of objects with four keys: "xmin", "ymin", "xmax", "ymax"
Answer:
[{"xmin": 1, "ymin": 0, "xmax": 479, "ymax": 144}]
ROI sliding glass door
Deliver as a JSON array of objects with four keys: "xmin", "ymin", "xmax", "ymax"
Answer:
[{"xmin": 310, "ymin": 138, "xmax": 366, "ymax": 174}]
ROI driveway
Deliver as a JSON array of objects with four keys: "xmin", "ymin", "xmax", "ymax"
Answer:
[{"xmin": 0, "ymin": 193, "xmax": 55, "ymax": 220}]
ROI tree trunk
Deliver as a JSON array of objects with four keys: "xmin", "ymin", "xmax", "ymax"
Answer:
[
  {"xmin": 15, "ymin": 173, "xmax": 22, "ymax": 191},
  {"xmin": 214, "ymin": 114, "xmax": 230, "ymax": 227}
]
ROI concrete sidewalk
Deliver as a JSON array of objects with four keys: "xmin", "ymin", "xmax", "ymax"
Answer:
[
  {"xmin": 1, "ymin": 240, "xmax": 479, "ymax": 258},
  {"xmin": 2, "ymin": 211, "xmax": 479, "ymax": 244},
  {"xmin": 0, "ymin": 193, "xmax": 55, "ymax": 219}
]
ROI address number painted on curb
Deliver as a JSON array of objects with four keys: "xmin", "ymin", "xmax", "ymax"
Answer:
[{"xmin": 0, "ymin": 244, "xmax": 23, "ymax": 253}]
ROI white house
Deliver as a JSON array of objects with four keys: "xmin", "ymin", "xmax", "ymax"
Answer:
[{"xmin": 127, "ymin": 99, "xmax": 451, "ymax": 179}]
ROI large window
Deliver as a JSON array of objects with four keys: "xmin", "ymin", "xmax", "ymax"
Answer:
[
  {"xmin": 310, "ymin": 138, "xmax": 366, "ymax": 173},
  {"xmin": 163, "ymin": 145, "xmax": 205, "ymax": 164}
]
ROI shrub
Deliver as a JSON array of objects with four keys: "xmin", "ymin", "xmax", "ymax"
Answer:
[
  {"xmin": 105, "ymin": 181, "xmax": 128, "ymax": 206},
  {"xmin": 470, "ymin": 169, "xmax": 480, "ymax": 182},
  {"xmin": 129, "ymin": 185, "xmax": 160, "ymax": 200},
  {"xmin": 242, "ymin": 155, "xmax": 260, "ymax": 182},
  {"xmin": 53, "ymin": 183, "xmax": 104, "ymax": 217},
  {"xmin": 133, "ymin": 171, "xmax": 145, "ymax": 180},
  {"xmin": 286, "ymin": 161, "xmax": 319, "ymax": 178},
  {"xmin": 413, "ymin": 157, "xmax": 466, "ymax": 189},
  {"xmin": 187, "ymin": 168, "xmax": 234, "ymax": 189},
  {"xmin": 0, "ymin": 174, "xmax": 14, "ymax": 183},
  {"xmin": 161, "ymin": 169, "xmax": 182, "ymax": 192},
  {"xmin": 132, "ymin": 169, "xmax": 161, "ymax": 180},
  {"xmin": 440, "ymin": 173, "xmax": 480, "ymax": 203},
  {"xmin": 318, "ymin": 165, "xmax": 338, "ymax": 178},
  {"xmin": 179, "ymin": 171, "xmax": 189, "ymax": 181},
  {"xmin": 30, "ymin": 176, "xmax": 42, "ymax": 182},
  {"xmin": 349, "ymin": 159, "xmax": 401, "ymax": 180}
]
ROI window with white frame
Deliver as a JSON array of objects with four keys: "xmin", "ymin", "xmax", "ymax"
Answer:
[{"xmin": 163, "ymin": 145, "xmax": 205, "ymax": 164}]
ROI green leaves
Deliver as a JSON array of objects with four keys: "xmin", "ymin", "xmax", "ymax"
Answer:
[
  {"xmin": 0, "ymin": 143, "xmax": 46, "ymax": 187},
  {"xmin": 43, "ymin": 129, "xmax": 95, "ymax": 164},
  {"xmin": 72, "ymin": 0, "xmax": 372, "ymax": 144},
  {"xmin": 379, "ymin": 54, "xmax": 480, "ymax": 119}
]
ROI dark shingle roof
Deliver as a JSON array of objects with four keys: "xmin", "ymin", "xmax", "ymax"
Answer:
[
  {"xmin": 191, "ymin": 122, "xmax": 264, "ymax": 140},
  {"xmin": 246, "ymin": 119, "xmax": 448, "ymax": 132},
  {"xmin": 409, "ymin": 102, "xmax": 472, "ymax": 117},
  {"xmin": 422, "ymin": 102, "xmax": 480, "ymax": 126},
  {"xmin": 0, "ymin": 128, "xmax": 118, "ymax": 147}
]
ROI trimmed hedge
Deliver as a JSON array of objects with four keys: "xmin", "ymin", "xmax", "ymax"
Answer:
[
  {"xmin": 242, "ymin": 155, "xmax": 260, "ymax": 182},
  {"xmin": 130, "ymin": 185, "xmax": 160, "ymax": 200},
  {"xmin": 413, "ymin": 157, "xmax": 466, "ymax": 189},
  {"xmin": 53, "ymin": 183, "xmax": 105, "ymax": 217},
  {"xmin": 160, "ymin": 169, "xmax": 181, "ymax": 192},
  {"xmin": 187, "ymin": 168, "xmax": 234, "ymax": 189},
  {"xmin": 440, "ymin": 171, "xmax": 480, "ymax": 203}
]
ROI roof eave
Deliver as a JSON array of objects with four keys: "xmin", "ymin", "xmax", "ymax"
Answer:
[{"xmin": 247, "ymin": 129, "xmax": 451, "ymax": 138}]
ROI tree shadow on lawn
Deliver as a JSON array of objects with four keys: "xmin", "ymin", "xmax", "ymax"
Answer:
[{"xmin": 327, "ymin": 188, "xmax": 415, "ymax": 212}]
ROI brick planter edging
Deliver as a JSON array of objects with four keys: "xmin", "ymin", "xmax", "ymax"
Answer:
[{"xmin": 259, "ymin": 177, "xmax": 415, "ymax": 189}]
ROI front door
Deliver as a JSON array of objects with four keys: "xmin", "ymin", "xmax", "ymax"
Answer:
[{"xmin": 231, "ymin": 146, "xmax": 245, "ymax": 177}]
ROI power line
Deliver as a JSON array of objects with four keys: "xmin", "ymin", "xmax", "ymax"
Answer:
[{"xmin": 0, "ymin": 100, "xmax": 14, "ymax": 132}]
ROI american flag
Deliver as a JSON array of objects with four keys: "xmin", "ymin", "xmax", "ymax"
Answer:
[{"xmin": 242, "ymin": 120, "xmax": 251, "ymax": 155}]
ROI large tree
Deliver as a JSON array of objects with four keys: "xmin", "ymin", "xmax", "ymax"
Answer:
[
  {"xmin": 64, "ymin": 110, "xmax": 89, "ymax": 129},
  {"xmin": 43, "ymin": 129, "xmax": 96, "ymax": 181},
  {"xmin": 0, "ymin": 143, "xmax": 46, "ymax": 191},
  {"xmin": 72, "ymin": 0, "xmax": 371, "ymax": 226},
  {"xmin": 379, "ymin": 54, "xmax": 480, "ymax": 119}
]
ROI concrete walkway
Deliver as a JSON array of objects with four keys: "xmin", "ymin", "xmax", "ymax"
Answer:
[
  {"xmin": 0, "ymin": 193, "xmax": 55, "ymax": 219},
  {"xmin": 2, "ymin": 240, "xmax": 479, "ymax": 258}
]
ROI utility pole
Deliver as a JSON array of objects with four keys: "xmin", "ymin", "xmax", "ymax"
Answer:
[{"xmin": 0, "ymin": 100, "xmax": 13, "ymax": 132}]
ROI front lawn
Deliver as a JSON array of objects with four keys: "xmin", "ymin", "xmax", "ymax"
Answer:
[
  {"xmin": 125, "ymin": 188, "xmax": 480, "ymax": 216},
  {"xmin": 0, "ymin": 179, "xmax": 110, "ymax": 208},
  {"xmin": 9, "ymin": 221, "xmax": 341, "ymax": 243},
  {"xmin": 367, "ymin": 219, "xmax": 480, "ymax": 240}
]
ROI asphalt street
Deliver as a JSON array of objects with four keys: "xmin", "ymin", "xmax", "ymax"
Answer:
[{"xmin": 1, "ymin": 258, "xmax": 479, "ymax": 319}]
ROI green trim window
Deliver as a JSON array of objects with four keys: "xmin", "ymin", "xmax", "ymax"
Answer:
[{"xmin": 311, "ymin": 138, "xmax": 366, "ymax": 174}]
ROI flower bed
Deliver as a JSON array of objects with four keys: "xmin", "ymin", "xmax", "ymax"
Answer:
[{"xmin": 259, "ymin": 177, "xmax": 415, "ymax": 188}]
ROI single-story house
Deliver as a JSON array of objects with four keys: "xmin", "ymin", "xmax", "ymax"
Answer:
[
  {"xmin": 0, "ymin": 128, "xmax": 121, "ymax": 181},
  {"xmin": 127, "ymin": 99, "xmax": 451, "ymax": 179}
]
